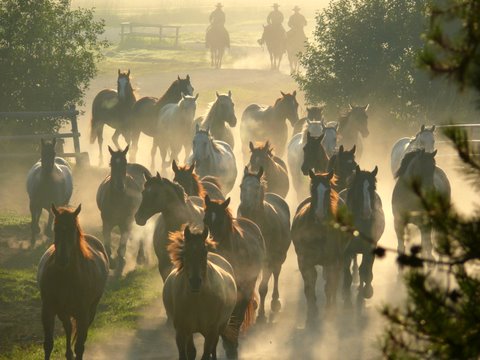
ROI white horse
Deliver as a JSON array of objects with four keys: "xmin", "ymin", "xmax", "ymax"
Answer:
[
  {"xmin": 287, "ymin": 120, "xmax": 337, "ymax": 199},
  {"xmin": 390, "ymin": 124, "xmax": 435, "ymax": 176},
  {"xmin": 152, "ymin": 93, "xmax": 198, "ymax": 171},
  {"xmin": 188, "ymin": 124, "xmax": 237, "ymax": 195}
]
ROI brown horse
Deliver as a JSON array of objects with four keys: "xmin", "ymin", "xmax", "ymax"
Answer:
[
  {"xmin": 37, "ymin": 205, "xmax": 108, "ymax": 360},
  {"xmin": 135, "ymin": 172, "xmax": 204, "ymax": 281},
  {"xmin": 129, "ymin": 75, "xmax": 194, "ymax": 163},
  {"xmin": 248, "ymin": 140, "xmax": 289, "ymax": 198},
  {"xmin": 96, "ymin": 145, "xmax": 150, "ymax": 275},
  {"xmin": 238, "ymin": 167, "xmax": 291, "ymax": 322},
  {"xmin": 90, "ymin": 69, "xmax": 136, "ymax": 166},
  {"xmin": 172, "ymin": 160, "xmax": 225, "ymax": 201},
  {"xmin": 241, "ymin": 91, "xmax": 299, "ymax": 161},
  {"xmin": 164, "ymin": 226, "xmax": 237, "ymax": 360},
  {"xmin": 337, "ymin": 104, "xmax": 369, "ymax": 159},
  {"xmin": 291, "ymin": 170, "xmax": 349, "ymax": 327},
  {"xmin": 203, "ymin": 195, "xmax": 265, "ymax": 359},
  {"xmin": 327, "ymin": 145, "xmax": 357, "ymax": 192}
]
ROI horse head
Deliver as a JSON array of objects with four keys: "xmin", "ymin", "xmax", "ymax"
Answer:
[
  {"xmin": 414, "ymin": 124, "xmax": 436, "ymax": 153},
  {"xmin": 117, "ymin": 69, "xmax": 131, "ymax": 99},
  {"xmin": 176, "ymin": 74, "xmax": 194, "ymax": 96},
  {"xmin": 182, "ymin": 226, "xmax": 210, "ymax": 292},
  {"xmin": 215, "ymin": 90, "xmax": 237, "ymax": 127},
  {"xmin": 306, "ymin": 106, "xmax": 324, "ymax": 122},
  {"xmin": 249, "ymin": 140, "xmax": 274, "ymax": 172},
  {"xmin": 40, "ymin": 138, "xmax": 56, "ymax": 172},
  {"xmin": 278, "ymin": 91, "xmax": 300, "ymax": 127},
  {"xmin": 193, "ymin": 126, "xmax": 213, "ymax": 162},
  {"xmin": 321, "ymin": 124, "xmax": 338, "ymax": 158},
  {"xmin": 347, "ymin": 103, "xmax": 370, "ymax": 138},
  {"xmin": 172, "ymin": 160, "xmax": 198, "ymax": 196},
  {"xmin": 51, "ymin": 204, "xmax": 84, "ymax": 267},
  {"xmin": 301, "ymin": 132, "xmax": 327, "ymax": 175},
  {"xmin": 203, "ymin": 195, "xmax": 232, "ymax": 237},
  {"xmin": 348, "ymin": 165, "xmax": 378, "ymax": 219},
  {"xmin": 108, "ymin": 145, "xmax": 128, "ymax": 191},
  {"xmin": 335, "ymin": 144, "xmax": 357, "ymax": 183},
  {"xmin": 240, "ymin": 166, "xmax": 265, "ymax": 210},
  {"xmin": 309, "ymin": 170, "xmax": 337, "ymax": 222}
]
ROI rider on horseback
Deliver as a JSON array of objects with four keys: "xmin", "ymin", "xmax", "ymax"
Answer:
[
  {"xmin": 206, "ymin": 3, "xmax": 230, "ymax": 48},
  {"xmin": 258, "ymin": 3, "xmax": 286, "ymax": 45},
  {"xmin": 288, "ymin": 6, "xmax": 307, "ymax": 36}
]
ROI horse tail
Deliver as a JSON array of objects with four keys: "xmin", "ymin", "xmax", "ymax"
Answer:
[
  {"xmin": 90, "ymin": 115, "xmax": 98, "ymax": 144},
  {"xmin": 240, "ymin": 291, "xmax": 258, "ymax": 333}
]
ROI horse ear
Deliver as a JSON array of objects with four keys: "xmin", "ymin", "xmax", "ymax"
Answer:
[
  {"xmin": 280, "ymin": 91, "xmax": 286, "ymax": 97},
  {"xmin": 371, "ymin": 166, "xmax": 378, "ymax": 177},
  {"xmin": 306, "ymin": 119, "xmax": 311, "ymax": 126},
  {"xmin": 431, "ymin": 125, "xmax": 436, "ymax": 132},
  {"xmin": 204, "ymin": 194, "xmax": 211, "ymax": 207},
  {"xmin": 189, "ymin": 161, "xmax": 195, "ymax": 173},
  {"xmin": 186, "ymin": 74, "xmax": 190, "ymax": 81},
  {"xmin": 194, "ymin": 93, "xmax": 199, "ymax": 101},
  {"xmin": 319, "ymin": 132, "xmax": 325, "ymax": 141},
  {"xmin": 249, "ymin": 141, "xmax": 254, "ymax": 152},
  {"xmin": 51, "ymin": 204, "xmax": 60, "ymax": 217},
  {"xmin": 335, "ymin": 123, "xmax": 339, "ymax": 131},
  {"xmin": 123, "ymin": 145, "xmax": 129, "ymax": 155},
  {"xmin": 364, "ymin": 104, "xmax": 369, "ymax": 111},
  {"xmin": 108, "ymin": 146, "xmax": 115, "ymax": 156},
  {"xmin": 216, "ymin": 91, "xmax": 220, "ymax": 98},
  {"xmin": 222, "ymin": 197, "xmax": 231, "ymax": 209},
  {"xmin": 127, "ymin": 69, "xmax": 130, "ymax": 76},
  {"xmin": 265, "ymin": 140, "xmax": 270, "ymax": 150},
  {"xmin": 143, "ymin": 171, "xmax": 152, "ymax": 182},
  {"xmin": 156, "ymin": 171, "xmax": 162, "ymax": 179},
  {"xmin": 355, "ymin": 164, "xmax": 361, "ymax": 173},
  {"xmin": 195, "ymin": 123, "xmax": 200, "ymax": 133},
  {"xmin": 73, "ymin": 204, "xmax": 82, "ymax": 217},
  {"xmin": 349, "ymin": 103, "xmax": 353, "ymax": 110},
  {"xmin": 327, "ymin": 170, "xmax": 334, "ymax": 180},
  {"xmin": 228, "ymin": 90, "xmax": 232, "ymax": 98},
  {"xmin": 257, "ymin": 167, "xmax": 264, "ymax": 179},
  {"xmin": 184, "ymin": 225, "xmax": 191, "ymax": 238},
  {"xmin": 350, "ymin": 145, "xmax": 356, "ymax": 154},
  {"xmin": 181, "ymin": 92, "xmax": 185, "ymax": 99},
  {"xmin": 177, "ymin": 75, "xmax": 181, "ymax": 80},
  {"xmin": 421, "ymin": 124, "xmax": 425, "ymax": 131},
  {"xmin": 309, "ymin": 169, "xmax": 315, "ymax": 179},
  {"xmin": 118, "ymin": 69, "xmax": 121, "ymax": 75},
  {"xmin": 172, "ymin": 159, "xmax": 179, "ymax": 173},
  {"xmin": 292, "ymin": 90, "xmax": 297, "ymax": 97}
]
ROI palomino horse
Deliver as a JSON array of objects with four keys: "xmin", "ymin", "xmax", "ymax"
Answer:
[
  {"xmin": 206, "ymin": 25, "xmax": 230, "ymax": 69},
  {"xmin": 26, "ymin": 139, "xmax": 73, "ymax": 247},
  {"xmin": 130, "ymin": 75, "xmax": 194, "ymax": 163},
  {"xmin": 390, "ymin": 124, "xmax": 436, "ymax": 176},
  {"xmin": 238, "ymin": 167, "xmax": 291, "ymax": 322},
  {"xmin": 241, "ymin": 91, "xmax": 299, "ymax": 160},
  {"xmin": 188, "ymin": 125, "xmax": 237, "ymax": 194},
  {"xmin": 196, "ymin": 91, "xmax": 237, "ymax": 149},
  {"xmin": 90, "ymin": 69, "xmax": 136, "ymax": 165},
  {"xmin": 392, "ymin": 149, "xmax": 451, "ymax": 260},
  {"xmin": 153, "ymin": 93, "xmax": 198, "ymax": 171},
  {"xmin": 164, "ymin": 226, "xmax": 236, "ymax": 360},
  {"xmin": 292, "ymin": 106, "xmax": 325, "ymax": 134},
  {"xmin": 203, "ymin": 196, "xmax": 265, "ymax": 359},
  {"xmin": 261, "ymin": 24, "xmax": 286, "ymax": 70},
  {"xmin": 327, "ymin": 145, "xmax": 357, "ymax": 192},
  {"xmin": 292, "ymin": 171, "xmax": 349, "ymax": 326},
  {"xmin": 248, "ymin": 141, "xmax": 289, "ymax": 198},
  {"xmin": 172, "ymin": 160, "xmax": 225, "ymax": 201},
  {"xmin": 339, "ymin": 166, "xmax": 385, "ymax": 305},
  {"xmin": 96, "ymin": 145, "xmax": 150, "ymax": 275},
  {"xmin": 38, "ymin": 205, "xmax": 108, "ymax": 360},
  {"xmin": 286, "ymin": 27, "xmax": 306, "ymax": 74},
  {"xmin": 337, "ymin": 104, "xmax": 370, "ymax": 159},
  {"xmin": 135, "ymin": 172, "xmax": 204, "ymax": 281}
]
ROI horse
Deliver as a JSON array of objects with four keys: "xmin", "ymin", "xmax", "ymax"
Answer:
[
  {"xmin": 292, "ymin": 106, "xmax": 325, "ymax": 135},
  {"xmin": 337, "ymin": 104, "xmax": 370, "ymax": 159},
  {"xmin": 164, "ymin": 226, "xmax": 236, "ymax": 360},
  {"xmin": 37, "ymin": 205, "xmax": 108, "ymax": 360},
  {"xmin": 203, "ymin": 195, "xmax": 265, "ymax": 359},
  {"xmin": 26, "ymin": 139, "xmax": 73, "ymax": 247},
  {"xmin": 241, "ymin": 91, "xmax": 299, "ymax": 160},
  {"xmin": 135, "ymin": 172, "xmax": 204, "ymax": 281},
  {"xmin": 237, "ymin": 167, "xmax": 291, "ymax": 322},
  {"xmin": 338, "ymin": 166, "xmax": 385, "ymax": 306},
  {"xmin": 188, "ymin": 125, "xmax": 237, "ymax": 195},
  {"xmin": 196, "ymin": 91, "xmax": 237, "ymax": 149},
  {"xmin": 130, "ymin": 75, "xmax": 194, "ymax": 163},
  {"xmin": 248, "ymin": 140, "xmax": 289, "ymax": 198},
  {"xmin": 152, "ymin": 93, "xmax": 198, "ymax": 171},
  {"xmin": 291, "ymin": 170, "xmax": 349, "ymax": 326},
  {"xmin": 96, "ymin": 145, "xmax": 150, "ymax": 275},
  {"xmin": 206, "ymin": 25, "xmax": 230, "ymax": 69},
  {"xmin": 390, "ymin": 124, "xmax": 436, "ymax": 176},
  {"xmin": 90, "ymin": 69, "xmax": 136, "ymax": 166},
  {"xmin": 172, "ymin": 160, "xmax": 225, "ymax": 201},
  {"xmin": 327, "ymin": 145, "xmax": 357, "ymax": 192},
  {"xmin": 286, "ymin": 27, "xmax": 307, "ymax": 74},
  {"xmin": 392, "ymin": 149, "xmax": 451, "ymax": 260},
  {"xmin": 260, "ymin": 24, "xmax": 286, "ymax": 70}
]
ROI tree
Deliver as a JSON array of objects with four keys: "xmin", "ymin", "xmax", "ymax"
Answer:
[
  {"xmin": 380, "ymin": 1, "xmax": 480, "ymax": 358},
  {"xmin": 0, "ymin": 0, "xmax": 107, "ymax": 135}
]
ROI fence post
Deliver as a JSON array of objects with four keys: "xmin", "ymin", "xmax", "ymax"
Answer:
[{"xmin": 69, "ymin": 105, "xmax": 81, "ymax": 155}]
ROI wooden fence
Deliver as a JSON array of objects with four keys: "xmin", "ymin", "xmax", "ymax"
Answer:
[{"xmin": 120, "ymin": 22, "xmax": 181, "ymax": 47}]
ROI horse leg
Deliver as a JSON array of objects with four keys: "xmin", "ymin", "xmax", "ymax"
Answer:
[
  {"xmin": 324, "ymin": 264, "xmax": 340, "ymax": 312},
  {"xmin": 222, "ymin": 295, "xmax": 250, "ymax": 359},
  {"xmin": 60, "ymin": 316, "xmax": 74, "ymax": 360},
  {"xmin": 394, "ymin": 217, "xmax": 405, "ymax": 254},
  {"xmin": 299, "ymin": 263, "xmax": 318, "ymax": 327},
  {"xmin": 97, "ymin": 124, "xmax": 104, "ymax": 166},
  {"xmin": 129, "ymin": 130, "xmax": 141, "ymax": 163},
  {"xmin": 44, "ymin": 208, "xmax": 54, "ymax": 238},
  {"xmin": 257, "ymin": 264, "xmax": 273, "ymax": 323},
  {"xmin": 112, "ymin": 128, "xmax": 122, "ymax": 150},
  {"xmin": 202, "ymin": 331, "xmax": 219, "ymax": 360},
  {"xmin": 150, "ymin": 138, "xmax": 158, "ymax": 172},
  {"xmin": 176, "ymin": 332, "xmax": 187, "ymax": 360},
  {"xmin": 271, "ymin": 262, "xmax": 282, "ymax": 314},
  {"xmin": 30, "ymin": 203, "xmax": 41, "ymax": 248},
  {"xmin": 102, "ymin": 221, "xmax": 114, "ymax": 268},
  {"xmin": 41, "ymin": 305, "xmax": 55, "ymax": 360},
  {"xmin": 73, "ymin": 317, "xmax": 89, "ymax": 360},
  {"xmin": 420, "ymin": 223, "xmax": 434, "ymax": 262},
  {"xmin": 159, "ymin": 142, "xmax": 169, "ymax": 174},
  {"xmin": 352, "ymin": 255, "xmax": 360, "ymax": 284},
  {"xmin": 359, "ymin": 250, "xmax": 375, "ymax": 299},
  {"xmin": 116, "ymin": 223, "xmax": 131, "ymax": 276},
  {"xmin": 342, "ymin": 254, "xmax": 353, "ymax": 308},
  {"xmin": 186, "ymin": 334, "xmax": 196, "ymax": 360}
]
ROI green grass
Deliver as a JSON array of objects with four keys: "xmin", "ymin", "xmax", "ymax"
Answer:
[{"xmin": 0, "ymin": 212, "xmax": 30, "ymax": 228}]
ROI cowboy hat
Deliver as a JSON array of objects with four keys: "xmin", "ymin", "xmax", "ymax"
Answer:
[
  {"xmin": 215, "ymin": 2, "xmax": 223, "ymax": 7},
  {"xmin": 272, "ymin": 3, "xmax": 280, "ymax": 8},
  {"xmin": 293, "ymin": 5, "xmax": 300, "ymax": 11}
]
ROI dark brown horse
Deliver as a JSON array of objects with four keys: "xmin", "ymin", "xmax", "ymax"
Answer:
[
  {"xmin": 135, "ymin": 172, "xmax": 204, "ymax": 281},
  {"xmin": 291, "ymin": 170, "xmax": 349, "ymax": 327},
  {"xmin": 96, "ymin": 145, "xmax": 150, "ymax": 275},
  {"xmin": 300, "ymin": 131, "xmax": 329, "ymax": 176},
  {"xmin": 172, "ymin": 160, "xmax": 225, "ymax": 201},
  {"xmin": 130, "ymin": 75, "xmax": 194, "ymax": 163},
  {"xmin": 248, "ymin": 140, "xmax": 289, "ymax": 198},
  {"xmin": 240, "ymin": 91, "xmax": 299, "ymax": 161},
  {"xmin": 337, "ymin": 104, "xmax": 369, "ymax": 159},
  {"xmin": 203, "ymin": 195, "xmax": 265, "ymax": 359},
  {"xmin": 327, "ymin": 145, "xmax": 357, "ymax": 192},
  {"xmin": 238, "ymin": 167, "xmax": 291, "ymax": 322},
  {"xmin": 26, "ymin": 139, "xmax": 73, "ymax": 247},
  {"xmin": 37, "ymin": 205, "xmax": 108, "ymax": 360},
  {"xmin": 90, "ymin": 69, "xmax": 136, "ymax": 165}
]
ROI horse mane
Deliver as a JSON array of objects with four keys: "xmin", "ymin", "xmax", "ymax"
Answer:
[
  {"xmin": 178, "ymin": 164, "xmax": 206, "ymax": 198},
  {"xmin": 395, "ymin": 149, "xmax": 424, "ymax": 179},
  {"xmin": 310, "ymin": 173, "xmax": 339, "ymax": 216},
  {"xmin": 197, "ymin": 130, "xmax": 221, "ymax": 153},
  {"xmin": 203, "ymin": 99, "xmax": 220, "ymax": 126},
  {"xmin": 160, "ymin": 177, "xmax": 188, "ymax": 203},
  {"xmin": 55, "ymin": 207, "xmax": 92, "ymax": 259},
  {"xmin": 157, "ymin": 79, "xmax": 181, "ymax": 104}
]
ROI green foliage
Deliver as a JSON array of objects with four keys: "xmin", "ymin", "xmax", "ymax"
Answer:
[
  {"xmin": 0, "ymin": 0, "xmax": 108, "ymax": 135},
  {"xmin": 295, "ymin": 0, "xmax": 460, "ymax": 122}
]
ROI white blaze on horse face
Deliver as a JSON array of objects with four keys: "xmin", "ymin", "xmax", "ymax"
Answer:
[
  {"xmin": 118, "ymin": 77, "xmax": 128, "ymax": 99},
  {"xmin": 307, "ymin": 121, "xmax": 324, "ymax": 138},
  {"xmin": 315, "ymin": 182, "xmax": 328, "ymax": 220},
  {"xmin": 193, "ymin": 133, "xmax": 210, "ymax": 161},
  {"xmin": 322, "ymin": 128, "xmax": 337, "ymax": 157},
  {"xmin": 363, "ymin": 179, "xmax": 372, "ymax": 218}
]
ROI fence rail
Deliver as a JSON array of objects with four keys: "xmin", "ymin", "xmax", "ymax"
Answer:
[{"xmin": 120, "ymin": 22, "xmax": 181, "ymax": 47}]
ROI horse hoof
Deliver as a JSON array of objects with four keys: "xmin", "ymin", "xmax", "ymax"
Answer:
[
  {"xmin": 271, "ymin": 299, "xmax": 282, "ymax": 313},
  {"xmin": 363, "ymin": 284, "xmax": 374, "ymax": 299},
  {"xmin": 222, "ymin": 340, "xmax": 238, "ymax": 360}
]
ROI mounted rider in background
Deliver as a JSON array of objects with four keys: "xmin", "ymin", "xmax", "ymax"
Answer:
[
  {"xmin": 288, "ymin": 6, "xmax": 307, "ymax": 39},
  {"xmin": 206, "ymin": 3, "xmax": 230, "ymax": 49},
  {"xmin": 258, "ymin": 3, "xmax": 286, "ymax": 46}
]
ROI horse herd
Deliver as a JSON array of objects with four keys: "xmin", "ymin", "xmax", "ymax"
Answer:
[{"xmin": 28, "ymin": 70, "xmax": 452, "ymax": 360}]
